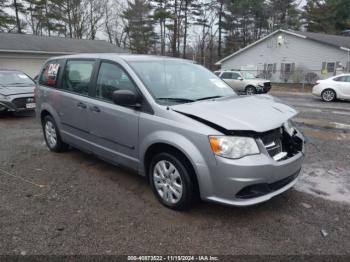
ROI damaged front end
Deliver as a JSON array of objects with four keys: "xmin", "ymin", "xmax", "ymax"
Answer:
[{"xmin": 257, "ymin": 123, "xmax": 304, "ymax": 162}]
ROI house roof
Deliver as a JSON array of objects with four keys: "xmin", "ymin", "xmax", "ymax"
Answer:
[
  {"xmin": 216, "ymin": 29, "xmax": 350, "ymax": 65},
  {"xmin": 295, "ymin": 31, "xmax": 350, "ymax": 49},
  {"xmin": 0, "ymin": 33, "xmax": 128, "ymax": 54}
]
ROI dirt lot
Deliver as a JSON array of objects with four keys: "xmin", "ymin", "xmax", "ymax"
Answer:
[{"xmin": 1, "ymin": 93, "xmax": 350, "ymax": 255}]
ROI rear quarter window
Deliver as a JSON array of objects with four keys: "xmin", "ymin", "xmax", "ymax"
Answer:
[{"xmin": 39, "ymin": 61, "xmax": 61, "ymax": 88}]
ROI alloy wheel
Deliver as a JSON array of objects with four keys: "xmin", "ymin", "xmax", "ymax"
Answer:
[
  {"xmin": 45, "ymin": 120, "xmax": 57, "ymax": 148},
  {"xmin": 153, "ymin": 160, "xmax": 183, "ymax": 204},
  {"xmin": 246, "ymin": 87, "xmax": 256, "ymax": 95},
  {"xmin": 322, "ymin": 90, "xmax": 335, "ymax": 102}
]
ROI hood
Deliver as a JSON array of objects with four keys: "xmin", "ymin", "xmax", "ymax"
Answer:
[
  {"xmin": 171, "ymin": 95, "xmax": 297, "ymax": 133},
  {"xmin": 0, "ymin": 85, "xmax": 35, "ymax": 96}
]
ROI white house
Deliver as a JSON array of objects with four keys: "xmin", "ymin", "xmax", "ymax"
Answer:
[
  {"xmin": 0, "ymin": 33, "xmax": 127, "ymax": 77},
  {"xmin": 216, "ymin": 29, "xmax": 350, "ymax": 83}
]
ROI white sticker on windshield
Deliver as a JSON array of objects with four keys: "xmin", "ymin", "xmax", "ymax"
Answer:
[
  {"xmin": 210, "ymin": 78, "xmax": 227, "ymax": 88},
  {"xmin": 18, "ymin": 74, "xmax": 29, "ymax": 79}
]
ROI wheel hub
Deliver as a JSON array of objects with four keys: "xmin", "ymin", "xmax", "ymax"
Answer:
[{"xmin": 153, "ymin": 160, "xmax": 183, "ymax": 204}]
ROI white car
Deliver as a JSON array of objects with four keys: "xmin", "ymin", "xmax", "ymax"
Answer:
[
  {"xmin": 214, "ymin": 70, "xmax": 271, "ymax": 95},
  {"xmin": 312, "ymin": 74, "xmax": 350, "ymax": 102}
]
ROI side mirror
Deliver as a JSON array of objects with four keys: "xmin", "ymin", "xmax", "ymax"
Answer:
[
  {"xmin": 237, "ymin": 77, "xmax": 243, "ymax": 81},
  {"xmin": 112, "ymin": 90, "xmax": 140, "ymax": 107}
]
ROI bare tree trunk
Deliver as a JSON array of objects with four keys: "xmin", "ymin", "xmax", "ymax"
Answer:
[
  {"xmin": 218, "ymin": 0, "xmax": 223, "ymax": 59},
  {"xmin": 182, "ymin": 0, "xmax": 188, "ymax": 58},
  {"xmin": 13, "ymin": 0, "xmax": 22, "ymax": 33},
  {"xmin": 172, "ymin": 0, "xmax": 178, "ymax": 57},
  {"xmin": 45, "ymin": 0, "xmax": 51, "ymax": 36}
]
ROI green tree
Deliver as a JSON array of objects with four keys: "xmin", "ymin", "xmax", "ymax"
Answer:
[
  {"xmin": 304, "ymin": 0, "xmax": 350, "ymax": 33},
  {"xmin": 0, "ymin": 0, "xmax": 16, "ymax": 32},
  {"xmin": 123, "ymin": 0, "xmax": 156, "ymax": 54},
  {"xmin": 268, "ymin": 0, "xmax": 300, "ymax": 31}
]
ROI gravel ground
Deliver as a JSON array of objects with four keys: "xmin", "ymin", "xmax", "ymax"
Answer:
[{"xmin": 0, "ymin": 93, "xmax": 349, "ymax": 255}]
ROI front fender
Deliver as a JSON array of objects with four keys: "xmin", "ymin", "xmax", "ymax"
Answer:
[{"xmin": 139, "ymin": 130, "xmax": 213, "ymax": 198}]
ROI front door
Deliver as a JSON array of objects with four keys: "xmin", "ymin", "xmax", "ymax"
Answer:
[{"xmin": 88, "ymin": 61, "xmax": 140, "ymax": 169}]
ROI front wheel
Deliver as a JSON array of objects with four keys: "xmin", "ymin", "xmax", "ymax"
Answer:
[
  {"xmin": 245, "ymin": 86, "xmax": 256, "ymax": 95},
  {"xmin": 321, "ymin": 89, "xmax": 336, "ymax": 102},
  {"xmin": 149, "ymin": 152, "xmax": 198, "ymax": 210},
  {"xmin": 43, "ymin": 115, "xmax": 68, "ymax": 152}
]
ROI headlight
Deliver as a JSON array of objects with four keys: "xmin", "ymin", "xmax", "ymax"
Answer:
[
  {"xmin": 209, "ymin": 136, "xmax": 260, "ymax": 159},
  {"xmin": 284, "ymin": 120, "xmax": 296, "ymax": 136},
  {"xmin": 258, "ymin": 83, "xmax": 264, "ymax": 87}
]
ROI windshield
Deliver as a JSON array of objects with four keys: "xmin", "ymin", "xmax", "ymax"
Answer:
[
  {"xmin": 241, "ymin": 72, "xmax": 256, "ymax": 79},
  {"xmin": 128, "ymin": 60, "xmax": 236, "ymax": 104},
  {"xmin": 0, "ymin": 72, "xmax": 34, "ymax": 86}
]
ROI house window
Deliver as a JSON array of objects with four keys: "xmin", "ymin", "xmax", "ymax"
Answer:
[
  {"xmin": 285, "ymin": 64, "xmax": 291, "ymax": 73},
  {"xmin": 327, "ymin": 62, "xmax": 335, "ymax": 73},
  {"xmin": 322, "ymin": 61, "xmax": 336, "ymax": 73},
  {"xmin": 280, "ymin": 63, "xmax": 295, "ymax": 80},
  {"xmin": 284, "ymin": 63, "xmax": 294, "ymax": 73},
  {"xmin": 346, "ymin": 61, "xmax": 350, "ymax": 72},
  {"xmin": 267, "ymin": 64, "xmax": 273, "ymax": 73}
]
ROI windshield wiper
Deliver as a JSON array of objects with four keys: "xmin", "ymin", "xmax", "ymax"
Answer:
[
  {"xmin": 156, "ymin": 97, "xmax": 195, "ymax": 103},
  {"xmin": 195, "ymin": 95, "xmax": 223, "ymax": 101}
]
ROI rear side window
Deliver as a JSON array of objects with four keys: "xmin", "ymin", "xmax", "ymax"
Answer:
[
  {"xmin": 62, "ymin": 60, "xmax": 95, "ymax": 96},
  {"xmin": 231, "ymin": 73, "xmax": 241, "ymax": 79},
  {"xmin": 221, "ymin": 72, "xmax": 232, "ymax": 79},
  {"xmin": 334, "ymin": 76, "xmax": 350, "ymax": 82},
  {"xmin": 39, "ymin": 61, "xmax": 60, "ymax": 87}
]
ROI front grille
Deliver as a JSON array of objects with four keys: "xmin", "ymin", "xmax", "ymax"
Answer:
[
  {"xmin": 264, "ymin": 82, "xmax": 271, "ymax": 88},
  {"xmin": 12, "ymin": 97, "xmax": 34, "ymax": 109},
  {"xmin": 259, "ymin": 128, "xmax": 283, "ymax": 158}
]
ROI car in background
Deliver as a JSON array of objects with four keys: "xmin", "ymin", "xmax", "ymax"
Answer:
[
  {"xmin": 312, "ymin": 74, "xmax": 350, "ymax": 102},
  {"xmin": 215, "ymin": 70, "xmax": 271, "ymax": 95},
  {"xmin": 0, "ymin": 70, "xmax": 36, "ymax": 114}
]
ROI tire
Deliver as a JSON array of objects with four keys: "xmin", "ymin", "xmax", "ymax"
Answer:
[
  {"xmin": 245, "ymin": 86, "xmax": 256, "ymax": 95},
  {"xmin": 149, "ymin": 152, "xmax": 198, "ymax": 211},
  {"xmin": 321, "ymin": 89, "xmax": 336, "ymax": 102},
  {"xmin": 42, "ymin": 115, "xmax": 68, "ymax": 152}
]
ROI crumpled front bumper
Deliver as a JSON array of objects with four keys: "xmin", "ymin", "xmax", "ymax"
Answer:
[
  {"xmin": 0, "ymin": 94, "xmax": 35, "ymax": 112},
  {"xmin": 201, "ymin": 131, "xmax": 305, "ymax": 206}
]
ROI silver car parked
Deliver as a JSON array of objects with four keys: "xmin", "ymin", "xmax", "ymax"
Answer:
[
  {"xmin": 36, "ymin": 54, "xmax": 305, "ymax": 210},
  {"xmin": 215, "ymin": 70, "xmax": 271, "ymax": 95},
  {"xmin": 0, "ymin": 70, "xmax": 36, "ymax": 113}
]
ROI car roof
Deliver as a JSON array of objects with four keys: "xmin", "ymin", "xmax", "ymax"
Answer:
[{"xmin": 48, "ymin": 53, "xmax": 194, "ymax": 63}]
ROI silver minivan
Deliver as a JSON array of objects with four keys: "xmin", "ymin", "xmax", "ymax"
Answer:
[{"xmin": 36, "ymin": 54, "xmax": 305, "ymax": 210}]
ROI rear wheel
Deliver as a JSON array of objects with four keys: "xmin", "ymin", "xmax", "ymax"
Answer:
[
  {"xmin": 43, "ymin": 115, "xmax": 68, "ymax": 152},
  {"xmin": 321, "ymin": 89, "xmax": 336, "ymax": 102},
  {"xmin": 149, "ymin": 152, "xmax": 198, "ymax": 210},
  {"xmin": 245, "ymin": 86, "xmax": 256, "ymax": 95}
]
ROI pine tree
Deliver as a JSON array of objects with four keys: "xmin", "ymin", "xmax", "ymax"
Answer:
[
  {"xmin": 123, "ymin": 0, "xmax": 156, "ymax": 54},
  {"xmin": 0, "ymin": 0, "xmax": 16, "ymax": 32}
]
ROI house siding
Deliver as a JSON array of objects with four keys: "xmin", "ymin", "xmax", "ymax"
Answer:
[
  {"xmin": 0, "ymin": 53, "xmax": 54, "ymax": 77},
  {"xmin": 221, "ymin": 32, "xmax": 350, "ymax": 83}
]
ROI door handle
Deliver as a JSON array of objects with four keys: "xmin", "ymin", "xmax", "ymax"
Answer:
[
  {"xmin": 77, "ymin": 102, "xmax": 87, "ymax": 109},
  {"xmin": 90, "ymin": 106, "xmax": 101, "ymax": 113}
]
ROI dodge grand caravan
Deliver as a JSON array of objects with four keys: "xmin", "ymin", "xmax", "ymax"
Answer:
[{"xmin": 36, "ymin": 54, "xmax": 305, "ymax": 210}]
